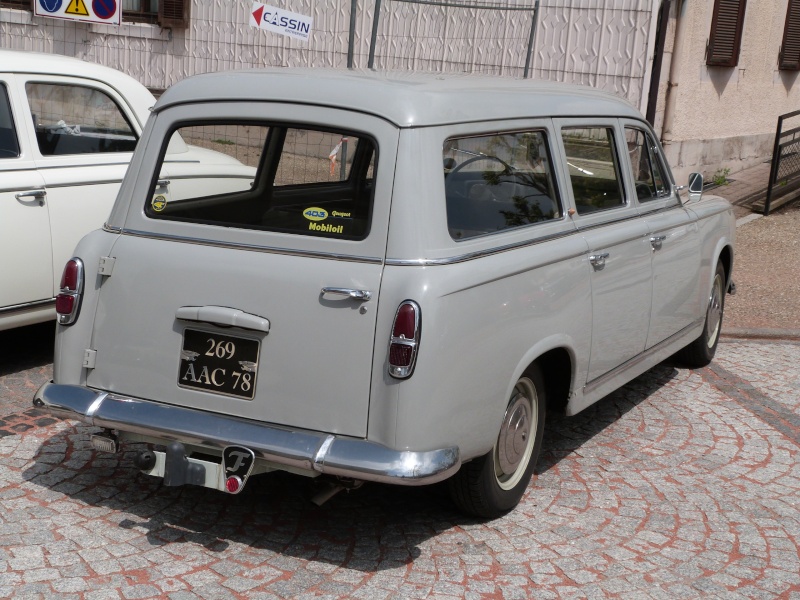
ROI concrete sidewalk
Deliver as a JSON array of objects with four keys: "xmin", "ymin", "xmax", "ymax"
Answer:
[{"xmin": 706, "ymin": 161, "xmax": 800, "ymax": 340}]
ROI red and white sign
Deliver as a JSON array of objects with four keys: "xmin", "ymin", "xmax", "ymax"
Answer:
[{"xmin": 249, "ymin": 2, "xmax": 313, "ymax": 42}]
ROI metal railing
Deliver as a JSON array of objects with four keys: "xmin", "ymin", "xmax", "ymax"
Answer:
[{"xmin": 765, "ymin": 109, "xmax": 800, "ymax": 215}]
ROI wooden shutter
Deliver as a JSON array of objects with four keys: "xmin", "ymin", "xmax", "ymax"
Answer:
[
  {"xmin": 158, "ymin": 0, "xmax": 190, "ymax": 29},
  {"xmin": 707, "ymin": 0, "xmax": 747, "ymax": 67},
  {"xmin": 780, "ymin": 0, "xmax": 800, "ymax": 70}
]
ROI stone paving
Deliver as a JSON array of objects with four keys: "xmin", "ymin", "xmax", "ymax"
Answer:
[{"xmin": 0, "ymin": 324, "xmax": 799, "ymax": 599}]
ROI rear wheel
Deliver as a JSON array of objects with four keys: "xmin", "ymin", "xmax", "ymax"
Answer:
[
  {"xmin": 448, "ymin": 365, "xmax": 546, "ymax": 518},
  {"xmin": 677, "ymin": 261, "xmax": 726, "ymax": 368}
]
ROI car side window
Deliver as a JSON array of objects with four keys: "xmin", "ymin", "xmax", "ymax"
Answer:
[
  {"xmin": 0, "ymin": 84, "xmax": 20, "ymax": 159},
  {"xmin": 443, "ymin": 130, "xmax": 561, "ymax": 241},
  {"xmin": 625, "ymin": 127, "xmax": 669, "ymax": 202},
  {"xmin": 25, "ymin": 82, "xmax": 137, "ymax": 156},
  {"xmin": 561, "ymin": 126, "xmax": 625, "ymax": 214}
]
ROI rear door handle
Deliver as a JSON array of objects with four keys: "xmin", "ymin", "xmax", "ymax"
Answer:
[
  {"xmin": 588, "ymin": 252, "xmax": 609, "ymax": 270},
  {"xmin": 650, "ymin": 235, "xmax": 667, "ymax": 250},
  {"xmin": 321, "ymin": 287, "xmax": 372, "ymax": 301},
  {"xmin": 15, "ymin": 189, "xmax": 46, "ymax": 206}
]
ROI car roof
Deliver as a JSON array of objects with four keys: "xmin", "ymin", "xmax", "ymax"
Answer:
[
  {"xmin": 153, "ymin": 68, "xmax": 644, "ymax": 128},
  {"xmin": 0, "ymin": 49, "xmax": 156, "ymax": 128}
]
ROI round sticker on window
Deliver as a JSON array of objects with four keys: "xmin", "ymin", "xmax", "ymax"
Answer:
[
  {"xmin": 151, "ymin": 195, "xmax": 167, "ymax": 212},
  {"xmin": 303, "ymin": 207, "xmax": 328, "ymax": 222}
]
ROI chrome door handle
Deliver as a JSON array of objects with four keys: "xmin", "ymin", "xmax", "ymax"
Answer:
[
  {"xmin": 588, "ymin": 253, "xmax": 609, "ymax": 269},
  {"xmin": 15, "ymin": 189, "xmax": 46, "ymax": 205},
  {"xmin": 321, "ymin": 287, "xmax": 372, "ymax": 301},
  {"xmin": 650, "ymin": 235, "xmax": 667, "ymax": 250}
]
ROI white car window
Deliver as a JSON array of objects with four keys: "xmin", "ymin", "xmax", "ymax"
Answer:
[
  {"xmin": 0, "ymin": 84, "xmax": 20, "ymax": 159},
  {"xmin": 561, "ymin": 126, "xmax": 625, "ymax": 214},
  {"xmin": 443, "ymin": 130, "xmax": 561, "ymax": 240},
  {"xmin": 26, "ymin": 82, "xmax": 137, "ymax": 156},
  {"xmin": 625, "ymin": 127, "xmax": 669, "ymax": 202},
  {"xmin": 147, "ymin": 122, "xmax": 378, "ymax": 241}
]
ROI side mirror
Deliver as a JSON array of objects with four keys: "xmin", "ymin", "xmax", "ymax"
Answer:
[{"xmin": 687, "ymin": 172, "xmax": 703, "ymax": 203}]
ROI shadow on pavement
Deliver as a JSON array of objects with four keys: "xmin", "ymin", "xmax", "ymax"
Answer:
[
  {"xmin": 0, "ymin": 321, "xmax": 55, "ymax": 376},
  {"xmin": 20, "ymin": 361, "xmax": 679, "ymax": 573}
]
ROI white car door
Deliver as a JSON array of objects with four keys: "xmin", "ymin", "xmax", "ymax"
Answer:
[
  {"xmin": 621, "ymin": 123, "xmax": 701, "ymax": 349},
  {"xmin": 554, "ymin": 120, "xmax": 652, "ymax": 384},
  {"xmin": 0, "ymin": 75, "xmax": 52, "ymax": 318},
  {"xmin": 21, "ymin": 75, "xmax": 140, "ymax": 294}
]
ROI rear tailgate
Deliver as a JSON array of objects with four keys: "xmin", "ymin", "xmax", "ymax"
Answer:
[{"xmin": 85, "ymin": 102, "xmax": 398, "ymax": 438}]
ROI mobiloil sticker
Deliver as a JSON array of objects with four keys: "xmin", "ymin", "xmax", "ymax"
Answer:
[{"xmin": 249, "ymin": 2, "xmax": 313, "ymax": 42}]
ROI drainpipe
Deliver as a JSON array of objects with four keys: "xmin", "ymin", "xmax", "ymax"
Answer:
[{"xmin": 660, "ymin": 0, "xmax": 688, "ymax": 154}]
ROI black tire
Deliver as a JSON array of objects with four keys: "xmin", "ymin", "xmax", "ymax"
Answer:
[
  {"xmin": 448, "ymin": 365, "xmax": 546, "ymax": 519},
  {"xmin": 677, "ymin": 261, "xmax": 726, "ymax": 368}
]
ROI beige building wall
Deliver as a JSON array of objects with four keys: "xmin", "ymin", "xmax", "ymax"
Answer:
[{"xmin": 659, "ymin": 0, "xmax": 800, "ymax": 183}]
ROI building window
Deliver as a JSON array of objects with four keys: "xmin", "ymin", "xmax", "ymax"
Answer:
[
  {"xmin": 122, "ymin": 0, "xmax": 158, "ymax": 24},
  {"xmin": 707, "ymin": 0, "xmax": 747, "ymax": 67},
  {"xmin": 0, "ymin": 0, "xmax": 30, "ymax": 9},
  {"xmin": 780, "ymin": 0, "xmax": 800, "ymax": 70}
]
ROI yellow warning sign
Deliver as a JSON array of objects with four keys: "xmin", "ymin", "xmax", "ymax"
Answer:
[{"xmin": 65, "ymin": 0, "xmax": 89, "ymax": 16}]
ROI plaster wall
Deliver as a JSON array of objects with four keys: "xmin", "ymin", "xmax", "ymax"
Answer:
[
  {"xmin": 1, "ymin": 1, "xmax": 653, "ymax": 106},
  {"xmin": 661, "ymin": 0, "xmax": 800, "ymax": 182}
]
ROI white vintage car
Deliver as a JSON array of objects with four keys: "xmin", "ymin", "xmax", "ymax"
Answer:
[
  {"xmin": 0, "ymin": 50, "xmax": 250, "ymax": 330},
  {"xmin": 35, "ymin": 69, "xmax": 735, "ymax": 518}
]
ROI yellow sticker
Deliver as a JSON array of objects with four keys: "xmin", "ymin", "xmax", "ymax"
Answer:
[
  {"xmin": 303, "ymin": 207, "xmax": 328, "ymax": 222},
  {"xmin": 151, "ymin": 195, "xmax": 167, "ymax": 212}
]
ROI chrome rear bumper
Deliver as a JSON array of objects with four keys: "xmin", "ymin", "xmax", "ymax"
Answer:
[{"xmin": 33, "ymin": 381, "xmax": 460, "ymax": 486}]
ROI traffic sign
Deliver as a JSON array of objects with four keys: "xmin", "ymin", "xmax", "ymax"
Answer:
[{"xmin": 35, "ymin": 0, "xmax": 120, "ymax": 25}]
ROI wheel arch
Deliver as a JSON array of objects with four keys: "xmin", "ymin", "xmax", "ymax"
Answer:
[{"xmin": 512, "ymin": 337, "xmax": 576, "ymax": 416}]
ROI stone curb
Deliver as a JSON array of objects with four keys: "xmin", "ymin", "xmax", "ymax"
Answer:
[{"xmin": 721, "ymin": 327, "xmax": 800, "ymax": 341}]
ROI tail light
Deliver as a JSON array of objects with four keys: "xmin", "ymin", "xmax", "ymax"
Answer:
[
  {"xmin": 56, "ymin": 258, "xmax": 84, "ymax": 325},
  {"xmin": 388, "ymin": 300, "xmax": 421, "ymax": 379}
]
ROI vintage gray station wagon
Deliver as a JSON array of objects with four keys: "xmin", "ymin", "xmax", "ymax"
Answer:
[{"xmin": 35, "ymin": 69, "xmax": 735, "ymax": 517}]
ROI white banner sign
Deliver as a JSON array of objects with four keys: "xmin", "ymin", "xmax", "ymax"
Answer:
[
  {"xmin": 249, "ymin": 2, "xmax": 313, "ymax": 42},
  {"xmin": 35, "ymin": 0, "xmax": 120, "ymax": 26}
]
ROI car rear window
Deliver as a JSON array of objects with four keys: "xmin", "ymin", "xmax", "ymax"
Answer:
[
  {"xmin": 443, "ymin": 130, "xmax": 561, "ymax": 240},
  {"xmin": 146, "ymin": 122, "xmax": 376, "ymax": 240}
]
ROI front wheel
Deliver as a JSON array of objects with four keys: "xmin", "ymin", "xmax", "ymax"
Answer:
[
  {"xmin": 448, "ymin": 366, "xmax": 546, "ymax": 518},
  {"xmin": 677, "ymin": 261, "xmax": 726, "ymax": 368}
]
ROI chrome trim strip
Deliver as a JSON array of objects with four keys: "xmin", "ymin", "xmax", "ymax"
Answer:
[
  {"xmin": 33, "ymin": 382, "xmax": 461, "ymax": 486},
  {"xmin": 0, "ymin": 298, "xmax": 55, "ymax": 315},
  {"xmin": 42, "ymin": 179, "xmax": 124, "ymax": 189},
  {"xmin": 583, "ymin": 319, "xmax": 703, "ymax": 396},
  {"xmin": 103, "ymin": 223, "xmax": 122, "ymax": 233},
  {"xmin": 386, "ymin": 229, "xmax": 580, "ymax": 266},
  {"xmin": 109, "ymin": 227, "xmax": 384, "ymax": 265}
]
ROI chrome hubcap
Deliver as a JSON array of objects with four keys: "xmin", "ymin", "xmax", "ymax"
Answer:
[
  {"xmin": 495, "ymin": 378, "xmax": 537, "ymax": 490},
  {"xmin": 706, "ymin": 273, "xmax": 723, "ymax": 349}
]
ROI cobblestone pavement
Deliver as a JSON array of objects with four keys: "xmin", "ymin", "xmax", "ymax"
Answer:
[{"xmin": 0, "ymin": 325, "xmax": 799, "ymax": 599}]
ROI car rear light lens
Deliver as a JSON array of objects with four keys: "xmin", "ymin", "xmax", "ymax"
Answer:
[
  {"xmin": 388, "ymin": 300, "xmax": 421, "ymax": 379},
  {"xmin": 56, "ymin": 258, "xmax": 84, "ymax": 325}
]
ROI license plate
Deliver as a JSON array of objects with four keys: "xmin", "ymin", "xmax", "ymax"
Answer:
[{"xmin": 178, "ymin": 328, "xmax": 260, "ymax": 400}]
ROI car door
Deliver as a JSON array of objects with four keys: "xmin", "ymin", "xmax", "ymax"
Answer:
[
  {"xmin": 85, "ymin": 102, "xmax": 397, "ymax": 439},
  {"xmin": 21, "ymin": 75, "xmax": 140, "ymax": 295},
  {"xmin": 621, "ymin": 123, "xmax": 701, "ymax": 348},
  {"xmin": 554, "ymin": 119, "xmax": 652, "ymax": 384},
  {"xmin": 0, "ymin": 75, "xmax": 52, "ymax": 314}
]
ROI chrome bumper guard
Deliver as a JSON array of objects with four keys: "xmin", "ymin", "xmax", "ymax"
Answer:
[{"xmin": 33, "ymin": 382, "xmax": 460, "ymax": 486}]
